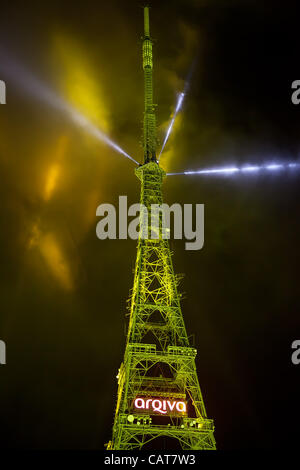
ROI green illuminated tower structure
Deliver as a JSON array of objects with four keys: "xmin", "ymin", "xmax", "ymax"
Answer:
[{"xmin": 107, "ymin": 7, "xmax": 216, "ymax": 450}]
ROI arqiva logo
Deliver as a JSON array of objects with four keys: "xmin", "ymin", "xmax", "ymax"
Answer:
[{"xmin": 134, "ymin": 397, "xmax": 187, "ymax": 414}]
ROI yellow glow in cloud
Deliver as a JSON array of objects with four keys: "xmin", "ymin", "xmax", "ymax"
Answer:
[
  {"xmin": 159, "ymin": 114, "xmax": 183, "ymax": 173},
  {"xmin": 52, "ymin": 34, "xmax": 110, "ymax": 132},
  {"xmin": 44, "ymin": 163, "xmax": 61, "ymax": 201},
  {"xmin": 28, "ymin": 224, "xmax": 73, "ymax": 291},
  {"xmin": 28, "ymin": 222, "xmax": 42, "ymax": 249},
  {"xmin": 43, "ymin": 135, "xmax": 68, "ymax": 201},
  {"xmin": 39, "ymin": 233, "xmax": 73, "ymax": 291},
  {"xmin": 83, "ymin": 189, "xmax": 102, "ymax": 231}
]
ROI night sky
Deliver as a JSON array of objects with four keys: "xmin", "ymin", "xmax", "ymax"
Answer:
[{"xmin": 0, "ymin": 0, "xmax": 300, "ymax": 449}]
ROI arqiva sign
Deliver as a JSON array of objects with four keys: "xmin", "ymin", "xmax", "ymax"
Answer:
[{"xmin": 134, "ymin": 397, "xmax": 187, "ymax": 415}]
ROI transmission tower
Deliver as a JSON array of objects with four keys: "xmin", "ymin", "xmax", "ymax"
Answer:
[{"xmin": 107, "ymin": 7, "xmax": 216, "ymax": 450}]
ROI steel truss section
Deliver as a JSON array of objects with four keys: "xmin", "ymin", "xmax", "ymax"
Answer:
[{"xmin": 108, "ymin": 163, "xmax": 216, "ymax": 450}]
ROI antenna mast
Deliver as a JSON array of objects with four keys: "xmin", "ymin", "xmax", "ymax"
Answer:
[{"xmin": 142, "ymin": 6, "xmax": 156, "ymax": 163}]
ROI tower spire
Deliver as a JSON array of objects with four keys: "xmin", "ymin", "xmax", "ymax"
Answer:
[
  {"xmin": 144, "ymin": 5, "xmax": 150, "ymax": 38},
  {"xmin": 142, "ymin": 6, "xmax": 156, "ymax": 163}
]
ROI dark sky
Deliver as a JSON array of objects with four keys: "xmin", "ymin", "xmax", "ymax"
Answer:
[{"xmin": 0, "ymin": 0, "xmax": 300, "ymax": 449}]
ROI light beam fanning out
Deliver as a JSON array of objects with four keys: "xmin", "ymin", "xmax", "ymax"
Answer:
[
  {"xmin": 0, "ymin": 51, "xmax": 138, "ymax": 165},
  {"xmin": 158, "ymin": 91, "xmax": 185, "ymax": 160},
  {"xmin": 167, "ymin": 162, "xmax": 300, "ymax": 177}
]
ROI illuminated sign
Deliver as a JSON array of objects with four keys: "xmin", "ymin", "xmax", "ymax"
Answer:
[{"xmin": 134, "ymin": 397, "xmax": 186, "ymax": 415}]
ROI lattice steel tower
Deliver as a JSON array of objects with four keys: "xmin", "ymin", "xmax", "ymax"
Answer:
[{"xmin": 107, "ymin": 7, "xmax": 216, "ymax": 450}]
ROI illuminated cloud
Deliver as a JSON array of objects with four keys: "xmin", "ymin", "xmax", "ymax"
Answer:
[
  {"xmin": 44, "ymin": 163, "xmax": 61, "ymax": 201},
  {"xmin": 158, "ymin": 92, "xmax": 185, "ymax": 161},
  {"xmin": 159, "ymin": 114, "xmax": 183, "ymax": 173},
  {"xmin": 158, "ymin": 22, "xmax": 198, "ymax": 171},
  {"xmin": 52, "ymin": 34, "xmax": 111, "ymax": 133},
  {"xmin": 29, "ymin": 227, "xmax": 74, "ymax": 291},
  {"xmin": 43, "ymin": 136, "xmax": 69, "ymax": 201},
  {"xmin": 39, "ymin": 233, "xmax": 73, "ymax": 290}
]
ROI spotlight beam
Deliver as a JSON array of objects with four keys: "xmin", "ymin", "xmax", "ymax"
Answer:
[
  {"xmin": 157, "ymin": 60, "xmax": 196, "ymax": 162},
  {"xmin": 0, "ymin": 51, "xmax": 139, "ymax": 165},
  {"xmin": 167, "ymin": 162, "xmax": 300, "ymax": 176},
  {"xmin": 158, "ymin": 91, "xmax": 185, "ymax": 161}
]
